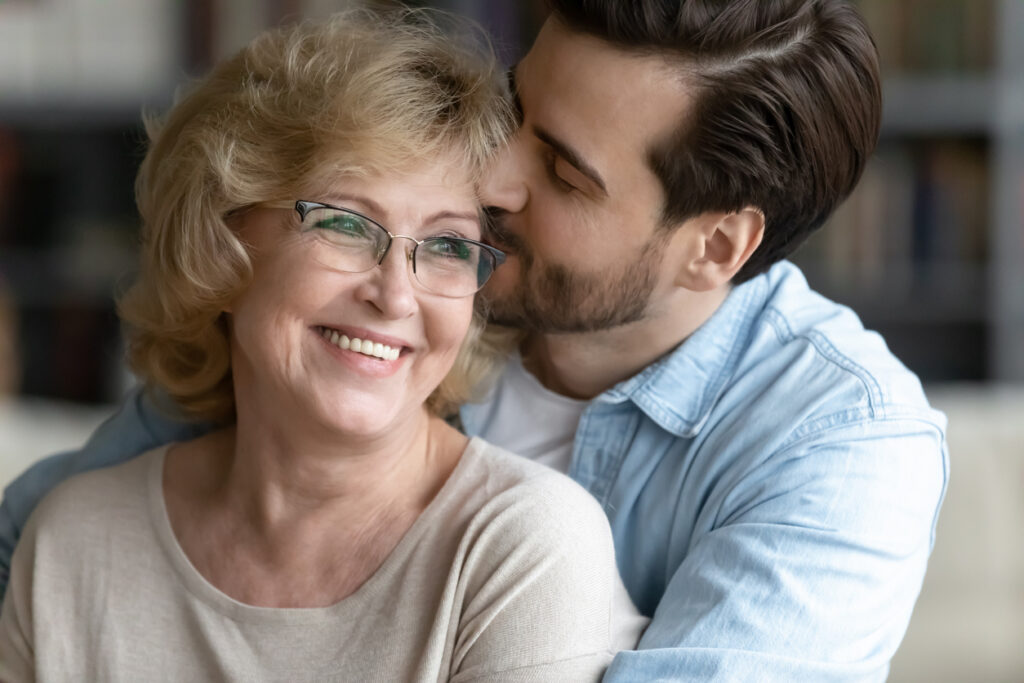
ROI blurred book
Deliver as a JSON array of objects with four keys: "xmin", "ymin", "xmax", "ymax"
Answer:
[
  {"xmin": 795, "ymin": 139, "xmax": 989, "ymax": 295},
  {"xmin": 856, "ymin": 0, "xmax": 994, "ymax": 74},
  {"xmin": 0, "ymin": 0, "xmax": 179, "ymax": 106}
]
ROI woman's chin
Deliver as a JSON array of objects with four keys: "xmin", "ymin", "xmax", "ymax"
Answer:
[{"xmin": 303, "ymin": 391, "xmax": 423, "ymax": 440}]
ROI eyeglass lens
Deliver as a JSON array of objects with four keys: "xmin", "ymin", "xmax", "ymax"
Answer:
[{"xmin": 297, "ymin": 204, "xmax": 497, "ymax": 297}]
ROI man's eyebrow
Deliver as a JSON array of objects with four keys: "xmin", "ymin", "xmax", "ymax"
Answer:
[{"xmin": 533, "ymin": 126, "xmax": 608, "ymax": 196}]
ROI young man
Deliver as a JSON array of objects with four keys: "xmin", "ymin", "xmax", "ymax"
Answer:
[{"xmin": 1, "ymin": 1, "xmax": 947, "ymax": 680}]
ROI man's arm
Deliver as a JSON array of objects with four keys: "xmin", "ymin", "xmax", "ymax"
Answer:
[
  {"xmin": 0, "ymin": 387, "xmax": 211, "ymax": 604},
  {"xmin": 604, "ymin": 419, "xmax": 948, "ymax": 682}
]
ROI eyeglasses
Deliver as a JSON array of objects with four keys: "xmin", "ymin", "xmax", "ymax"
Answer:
[{"xmin": 267, "ymin": 200, "xmax": 506, "ymax": 298}]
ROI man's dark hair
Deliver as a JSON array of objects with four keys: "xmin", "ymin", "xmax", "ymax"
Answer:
[{"xmin": 547, "ymin": 0, "xmax": 881, "ymax": 283}]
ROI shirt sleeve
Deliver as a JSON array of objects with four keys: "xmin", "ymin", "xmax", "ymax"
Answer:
[
  {"xmin": 450, "ymin": 475, "xmax": 648, "ymax": 683},
  {"xmin": 603, "ymin": 418, "xmax": 948, "ymax": 683},
  {"xmin": 0, "ymin": 386, "xmax": 211, "ymax": 605}
]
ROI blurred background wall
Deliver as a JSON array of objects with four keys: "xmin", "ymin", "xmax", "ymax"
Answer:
[{"xmin": 0, "ymin": 0, "xmax": 1021, "ymax": 680}]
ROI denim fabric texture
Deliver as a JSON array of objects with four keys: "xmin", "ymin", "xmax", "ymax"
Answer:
[{"xmin": 463, "ymin": 262, "xmax": 948, "ymax": 682}]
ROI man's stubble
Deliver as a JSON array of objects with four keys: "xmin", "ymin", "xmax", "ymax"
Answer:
[{"xmin": 482, "ymin": 218, "xmax": 667, "ymax": 334}]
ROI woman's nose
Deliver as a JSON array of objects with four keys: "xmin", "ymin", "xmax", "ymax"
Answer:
[
  {"xmin": 479, "ymin": 135, "xmax": 529, "ymax": 215},
  {"xmin": 358, "ymin": 241, "xmax": 418, "ymax": 319}
]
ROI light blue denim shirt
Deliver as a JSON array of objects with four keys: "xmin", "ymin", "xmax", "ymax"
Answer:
[
  {"xmin": 463, "ymin": 261, "xmax": 948, "ymax": 682},
  {"xmin": 0, "ymin": 261, "xmax": 948, "ymax": 681}
]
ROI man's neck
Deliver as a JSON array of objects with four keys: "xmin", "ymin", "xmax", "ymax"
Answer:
[{"xmin": 522, "ymin": 285, "xmax": 730, "ymax": 400}]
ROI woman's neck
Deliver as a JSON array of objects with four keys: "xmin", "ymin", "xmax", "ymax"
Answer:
[
  {"xmin": 229, "ymin": 408, "xmax": 433, "ymax": 522},
  {"xmin": 163, "ymin": 409, "xmax": 467, "ymax": 607}
]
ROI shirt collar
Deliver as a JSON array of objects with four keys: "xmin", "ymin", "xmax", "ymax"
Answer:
[{"xmin": 598, "ymin": 270, "xmax": 770, "ymax": 437}]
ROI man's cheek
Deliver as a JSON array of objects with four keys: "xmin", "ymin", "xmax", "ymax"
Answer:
[{"xmin": 482, "ymin": 255, "xmax": 524, "ymax": 297}]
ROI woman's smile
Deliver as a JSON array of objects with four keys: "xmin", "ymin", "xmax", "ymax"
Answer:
[
  {"xmin": 315, "ymin": 324, "xmax": 409, "ymax": 361},
  {"xmin": 313, "ymin": 324, "xmax": 410, "ymax": 378}
]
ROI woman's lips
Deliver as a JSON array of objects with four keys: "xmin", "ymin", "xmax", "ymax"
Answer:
[
  {"xmin": 316, "ymin": 325, "xmax": 401, "ymax": 361},
  {"xmin": 312, "ymin": 326, "xmax": 408, "ymax": 379}
]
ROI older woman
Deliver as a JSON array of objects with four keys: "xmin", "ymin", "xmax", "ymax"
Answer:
[{"xmin": 0, "ymin": 9, "xmax": 646, "ymax": 681}]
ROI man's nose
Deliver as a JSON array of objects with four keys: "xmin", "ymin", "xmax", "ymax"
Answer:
[{"xmin": 479, "ymin": 136, "xmax": 529, "ymax": 215}]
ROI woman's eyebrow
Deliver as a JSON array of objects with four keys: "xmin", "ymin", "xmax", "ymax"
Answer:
[
  {"xmin": 424, "ymin": 210, "xmax": 480, "ymax": 225},
  {"xmin": 320, "ymin": 195, "xmax": 478, "ymax": 227},
  {"xmin": 319, "ymin": 193, "xmax": 385, "ymax": 215}
]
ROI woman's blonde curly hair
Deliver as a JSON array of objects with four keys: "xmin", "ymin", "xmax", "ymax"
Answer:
[{"xmin": 118, "ymin": 7, "xmax": 516, "ymax": 423}]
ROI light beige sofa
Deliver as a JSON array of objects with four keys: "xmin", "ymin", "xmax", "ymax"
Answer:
[{"xmin": 889, "ymin": 386, "xmax": 1024, "ymax": 682}]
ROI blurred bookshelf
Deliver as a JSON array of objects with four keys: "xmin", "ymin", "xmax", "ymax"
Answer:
[
  {"xmin": 0, "ymin": 0, "xmax": 187, "ymax": 405},
  {"xmin": 791, "ymin": 0, "xmax": 1024, "ymax": 382},
  {"xmin": 0, "ymin": 0, "xmax": 547, "ymax": 406},
  {"xmin": 0, "ymin": 0, "xmax": 384, "ymax": 406},
  {"xmin": 1, "ymin": 0, "xmax": 1023, "ymax": 409}
]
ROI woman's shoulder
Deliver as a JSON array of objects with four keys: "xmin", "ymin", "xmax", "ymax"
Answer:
[
  {"xmin": 442, "ymin": 440, "xmax": 642, "ymax": 677},
  {"xmin": 465, "ymin": 437, "xmax": 601, "ymax": 502},
  {"xmin": 24, "ymin": 446, "xmax": 163, "ymax": 544},
  {"xmin": 458, "ymin": 438, "xmax": 613, "ymax": 550}
]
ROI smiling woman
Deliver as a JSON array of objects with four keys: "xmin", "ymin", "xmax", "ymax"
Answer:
[
  {"xmin": 0, "ymin": 8, "xmax": 646, "ymax": 681},
  {"xmin": 120, "ymin": 8, "xmax": 514, "ymax": 423},
  {"xmin": 225, "ymin": 161, "xmax": 484, "ymax": 441}
]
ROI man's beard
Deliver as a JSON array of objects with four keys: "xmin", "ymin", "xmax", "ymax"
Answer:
[{"xmin": 482, "ymin": 219, "xmax": 665, "ymax": 334}]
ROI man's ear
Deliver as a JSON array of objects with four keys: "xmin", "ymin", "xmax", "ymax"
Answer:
[{"xmin": 674, "ymin": 208, "xmax": 764, "ymax": 291}]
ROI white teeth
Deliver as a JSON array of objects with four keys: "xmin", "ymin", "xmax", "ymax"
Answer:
[{"xmin": 319, "ymin": 327, "xmax": 399, "ymax": 361}]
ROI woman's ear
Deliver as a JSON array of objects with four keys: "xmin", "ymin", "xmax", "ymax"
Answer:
[{"xmin": 674, "ymin": 207, "xmax": 764, "ymax": 291}]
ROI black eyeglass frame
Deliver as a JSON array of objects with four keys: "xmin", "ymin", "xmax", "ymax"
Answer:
[{"xmin": 287, "ymin": 200, "xmax": 506, "ymax": 296}]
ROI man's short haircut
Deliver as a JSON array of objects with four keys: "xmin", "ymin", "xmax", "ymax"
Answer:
[
  {"xmin": 119, "ymin": 8, "xmax": 513, "ymax": 421},
  {"xmin": 547, "ymin": 0, "xmax": 882, "ymax": 283}
]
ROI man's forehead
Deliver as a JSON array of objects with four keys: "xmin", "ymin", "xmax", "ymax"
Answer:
[
  {"xmin": 516, "ymin": 20, "xmax": 689, "ymax": 110},
  {"xmin": 511, "ymin": 22, "xmax": 692, "ymax": 165}
]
